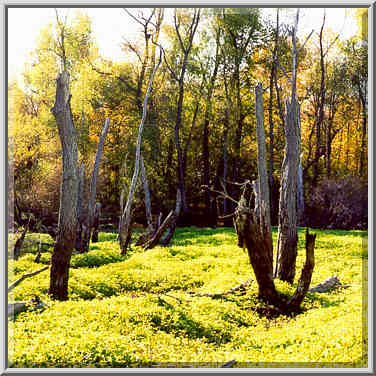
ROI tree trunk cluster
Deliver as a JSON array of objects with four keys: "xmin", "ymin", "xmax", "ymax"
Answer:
[
  {"xmin": 136, "ymin": 189, "xmax": 182, "ymax": 250},
  {"xmin": 234, "ymin": 196, "xmax": 316, "ymax": 314}
]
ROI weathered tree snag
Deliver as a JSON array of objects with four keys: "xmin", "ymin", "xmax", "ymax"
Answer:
[
  {"xmin": 143, "ymin": 210, "xmax": 174, "ymax": 250},
  {"xmin": 49, "ymin": 71, "xmax": 79, "ymax": 301},
  {"xmin": 141, "ymin": 189, "xmax": 182, "ymax": 249},
  {"xmin": 234, "ymin": 196, "xmax": 280, "ymax": 305},
  {"xmin": 285, "ymin": 229, "xmax": 315, "ymax": 311},
  {"xmin": 119, "ymin": 46, "xmax": 162, "ymax": 254},
  {"xmin": 313, "ymin": 11, "xmax": 326, "ymax": 186},
  {"xmin": 140, "ymin": 155, "xmax": 153, "ymax": 232},
  {"xmin": 160, "ymin": 189, "xmax": 182, "ymax": 246},
  {"xmin": 75, "ymin": 163, "xmax": 85, "ymax": 252},
  {"xmin": 275, "ymin": 9, "xmax": 305, "ymax": 284},
  {"xmin": 135, "ymin": 212, "xmax": 161, "ymax": 246},
  {"xmin": 13, "ymin": 218, "xmax": 30, "ymax": 260},
  {"xmin": 91, "ymin": 202, "xmax": 102, "ymax": 243},
  {"xmin": 80, "ymin": 118, "xmax": 110, "ymax": 253},
  {"xmin": 234, "ymin": 193, "xmax": 316, "ymax": 313},
  {"xmin": 275, "ymin": 99, "xmax": 300, "ymax": 283},
  {"xmin": 254, "ymin": 83, "xmax": 273, "ymax": 260},
  {"xmin": 202, "ymin": 28, "xmax": 220, "ymax": 225},
  {"xmin": 268, "ymin": 8, "xmax": 279, "ymax": 223}
]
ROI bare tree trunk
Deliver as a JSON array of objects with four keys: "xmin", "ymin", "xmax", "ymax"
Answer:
[
  {"xmin": 91, "ymin": 202, "xmax": 101, "ymax": 243},
  {"xmin": 119, "ymin": 47, "xmax": 162, "ymax": 254},
  {"xmin": 140, "ymin": 155, "xmax": 153, "ymax": 231},
  {"xmin": 275, "ymin": 9, "xmax": 302, "ymax": 284},
  {"xmin": 234, "ymin": 193, "xmax": 315, "ymax": 313},
  {"xmin": 160, "ymin": 189, "xmax": 182, "ymax": 246},
  {"xmin": 13, "ymin": 218, "xmax": 30, "ymax": 260},
  {"xmin": 49, "ymin": 71, "xmax": 79, "ymax": 301},
  {"xmin": 313, "ymin": 12, "xmax": 326, "ymax": 186},
  {"xmin": 275, "ymin": 99, "xmax": 300, "ymax": 283},
  {"xmin": 254, "ymin": 83, "xmax": 273, "ymax": 260},
  {"xmin": 222, "ymin": 69, "xmax": 231, "ymax": 219},
  {"xmin": 268, "ymin": 8, "xmax": 279, "ymax": 224},
  {"xmin": 80, "ymin": 118, "xmax": 110, "ymax": 253},
  {"xmin": 75, "ymin": 163, "xmax": 85, "ymax": 252},
  {"xmin": 202, "ymin": 29, "xmax": 220, "ymax": 225}
]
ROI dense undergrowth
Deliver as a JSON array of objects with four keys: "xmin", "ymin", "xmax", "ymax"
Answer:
[{"xmin": 8, "ymin": 227, "xmax": 367, "ymax": 368}]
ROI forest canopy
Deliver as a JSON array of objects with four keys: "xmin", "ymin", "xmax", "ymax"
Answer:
[{"xmin": 8, "ymin": 7, "xmax": 368, "ymax": 232}]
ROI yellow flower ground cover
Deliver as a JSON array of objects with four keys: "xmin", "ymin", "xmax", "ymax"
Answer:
[{"xmin": 8, "ymin": 227, "xmax": 367, "ymax": 368}]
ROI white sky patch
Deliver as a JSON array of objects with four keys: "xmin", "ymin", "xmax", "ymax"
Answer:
[{"xmin": 7, "ymin": 7, "xmax": 359, "ymax": 83}]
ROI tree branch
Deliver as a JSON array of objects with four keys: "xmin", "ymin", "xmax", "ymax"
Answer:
[{"xmin": 8, "ymin": 266, "xmax": 49, "ymax": 292}]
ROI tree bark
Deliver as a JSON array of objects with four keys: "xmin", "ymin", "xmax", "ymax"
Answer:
[
  {"xmin": 91, "ymin": 202, "xmax": 101, "ymax": 242},
  {"xmin": 13, "ymin": 218, "xmax": 30, "ymax": 260},
  {"xmin": 202, "ymin": 28, "xmax": 220, "ymax": 225},
  {"xmin": 268, "ymin": 8, "xmax": 279, "ymax": 224},
  {"xmin": 275, "ymin": 99, "xmax": 300, "ymax": 283},
  {"xmin": 160, "ymin": 189, "xmax": 182, "ymax": 246},
  {"xmin": 49, "ymin": 71, "xmax": 79, "ymax": 301},
  {"xmin": 254, "ymin": 83, "xmax": 273, "ymax": 261},
  {"xmin": 80, "ymin": 118, "xmax": 110, "ymax": 253},
  {"xmin": 234, "ymin": 193, "xmax": 316, "ymax": 313},
  {"xmin": 75, "ymin": 163, "xmax": 85, "ymax": 252},
  {"xmin": 119, "ymin": 47, "xmax": 162, "ymax": 254},
  {"xmin": 275, "ymin": 10, "xmax": 302, "ymax": 284},
  {"xmin": 140, "ymin": 155, "xmax": 153, "ymax": 231},
  {"xmin": 313, "ymin": 12, "xmax": 326, "ymax": 186}
]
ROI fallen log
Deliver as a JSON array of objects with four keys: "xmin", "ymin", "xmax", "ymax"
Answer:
[
  {"xmin": 188, "ymin": 279, "xmax": 252, "ymax": 299},
  {"xmin": 8, "ymin": 296, "xmax": 49, "ymax": 317},
  {"xmin": 309, "ymin": 275, "xmax": 349, "ymax": 293},
  {"xmin": 8, "ymin": 266, "xmax": 49, "ymax": 292},
  {"xmin": 220, "ymin": 360, "xmax": 237, "ymax": 368},
  {"xmin": 142, "ymin": 210, "xmax": 175, "ymax": 250}
]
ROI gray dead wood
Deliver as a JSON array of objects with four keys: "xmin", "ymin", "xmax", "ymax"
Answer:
[
  {"xmin": 119, "ymin": 46, "xmax": 162, "ymax": 254},
  {"xmin": 8, "ymin": 296, "xmax": 49, "ymax": 318},
  {"xmin": 160, "ymin": 189, "xmax": 182, "ymax": 246},
  {"xmin": 49, "ymin": 70, "xmax": 79, "ymax": 301},
  {"xmin": 142, "ymin": 210, "xmax": 174, "ymax": 250},
  {"xmin": 220, "ymin": 360, "xmax": 237, "ymax": 368},
  {"xmin": 275, "ymin": 10, "xmax": 301, "ymax": 283},
  {"xmin": 309, "ymin": 276, "xmax": 349, "ymax": 293},
  {"xmin": 189, "ymin": 279, "xmax": 252, "ymax": 299},
  {"xmin": 13, "ymin": 218, "xmax": 30, "ymax": 260},
  {"xmin": 80, "ymin": 118, "xmax": 110, "ymax": 253},
  {"xmin": 91, "ymin": 202, "xmax": 102, "ymax": 243},
  {"xmin": 75, "ymin": 163, "xmax": 85, "ymax": 251},
  {"xmin": 8, "ymin": 266, "xmax": 49, "ymax": 292},
  {"xmin": 254, "ymin": 83, "xmax": 273, "ymax": 261},
  {"xmin": 140, "ymin": 155, "xmax": 153, "ymax": 232}
]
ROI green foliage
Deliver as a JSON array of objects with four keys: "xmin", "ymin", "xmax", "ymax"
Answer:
[{"xmin": 9, "ymin": 227, "xmax": 367, "ymax": 367}]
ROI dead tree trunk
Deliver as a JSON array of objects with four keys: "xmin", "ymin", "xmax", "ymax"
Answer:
[
  {"xmin": 49, "ymin": 71, "xmax": 79, "ymax": 301},
  {"xmin": 275, "ymin": 98, "xmax": 300, "ymax": 283},
  {"xmin": 254, "ymin": 83, "xmax": 273, "ymax": 260},
  {"xmin": 75, "ymin": 163, "xmax": 85, "ymax": 252},
  {"xmin": 160, "ymin": 189, "xmax": 182, "ymax": 246},
  {"xmin": 13, "ymin": 218, "xmax": 30, "ymax": 260},
  {"xmin": 119, "ymin": 46, "xmax": 162, "ymax": 254},
  {"xmin": 140, "ymin": 155, "xmax": 153, "ymax": 232},
  {"xmin": 80, "ymin": 118, "xmax": 110, "ymax": 253},
  {"xmin": 275, "ymin": 9, "xmax": 309, "ymax": 284},
  {"xmin": 91, "ymin": 202, "xmax": 101, "ymax": 243},
  {"xmin": 313, "ymin": 11, "xmax": 326, "ymax": 186},
  {"xmin": 234, "ymin": 193, "xmax": 316, "ymax": 313}
]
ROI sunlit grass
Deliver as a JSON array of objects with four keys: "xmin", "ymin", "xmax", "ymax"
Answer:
[{"xmin": 8, "ymin": 227, "xmax": 367, "ymax": 367}]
